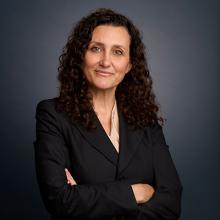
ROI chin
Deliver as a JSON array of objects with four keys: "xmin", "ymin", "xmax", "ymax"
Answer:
[
  {"xmin": 92, "ymin": 81, "xmax": 115, "ymax": 90},
  {"xmin": 97, "ymin": 86, "xmax": 114, "ymax": 91},
  {"xmin": 92, "ymin": 83, "xmax": 116, "ymax": 91}
]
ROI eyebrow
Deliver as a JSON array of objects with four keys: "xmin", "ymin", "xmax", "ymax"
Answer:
[{"xmin": 89, "ymin": 41, "xmax": 127, "ymax": 50}]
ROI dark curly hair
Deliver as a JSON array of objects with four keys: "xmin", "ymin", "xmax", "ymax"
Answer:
[{"xmin": 57, "ymin": 8, "xmax": 163, "ymax": 129}]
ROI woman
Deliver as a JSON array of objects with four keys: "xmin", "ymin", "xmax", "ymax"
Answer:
[{"xmin": 34, "ymin": 8, "xmax": 182, "ymax": 220}]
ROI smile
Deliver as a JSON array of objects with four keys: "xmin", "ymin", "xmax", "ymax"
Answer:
[{"xmin": 95, "ymin": 70, "xmax": 113, "ymax": 76}]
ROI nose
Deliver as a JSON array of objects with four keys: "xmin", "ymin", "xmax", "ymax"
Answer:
[{"xmin": 99, "ymin": 51, "xmax": 111, "ymax": 67}]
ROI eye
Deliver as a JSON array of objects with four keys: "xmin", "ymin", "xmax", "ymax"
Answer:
[
  {"xmin": 90, "ymin": 46, "xmax": 101, "ymax": 53},
  {"xmin": 113, "ymin": 49, "xmax": 124, "ymax": 55}
]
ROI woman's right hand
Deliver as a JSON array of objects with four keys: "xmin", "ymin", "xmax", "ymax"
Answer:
[
  {"xmin": 131, "ymin": 183, "xmax": 155, "ymax": 204},
  {"xmin": 65, "ymin": 168, "xmax": 77, "ymax": 186}
]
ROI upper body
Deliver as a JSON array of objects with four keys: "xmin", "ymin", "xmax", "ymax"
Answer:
[
  {"xmin": 34, "ymin": 8, "xmax": 182, "ymax": 220},
  {"xmin": 35, "ymin": 98, "xmax": 182, "ymax": 220}
]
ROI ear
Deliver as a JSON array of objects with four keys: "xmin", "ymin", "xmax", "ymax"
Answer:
[{"xmin": 125, "ymin": 63, "xmax": 132, "ymax": 74}]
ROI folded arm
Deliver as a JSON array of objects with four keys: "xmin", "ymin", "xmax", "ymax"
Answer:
[
  {"xmin": 65, "ymin": 168, "xmax": 155, "ymax": 204},
  {"xmin": 34, "ymin": 100, "xmax": 138, "ymax": 219},
  {"xmin": 136, "ymin": 125, "xmax": 183, "ymax": 220}
]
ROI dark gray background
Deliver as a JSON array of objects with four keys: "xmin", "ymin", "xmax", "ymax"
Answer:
[{"xmin": 1, "ymin": 0, "xmax": 219, "ymax": 219}]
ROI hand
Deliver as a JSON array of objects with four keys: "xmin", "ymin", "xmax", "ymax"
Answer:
[
  {"xmin": 131, "ymin": 183, "xmax": 155, "ymax": 204},
  {"xmin": 65, "ymin": 168, "xmax": 77, "ymax": 186}
]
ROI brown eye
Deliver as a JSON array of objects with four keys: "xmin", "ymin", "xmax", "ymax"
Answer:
[
  {"xmin": 113, "ymin": 49, "xmax": 123, "ymax": 55},
  {"xmin": 90, "ymin": 46, "xmax": 101, "ymax": 53}
]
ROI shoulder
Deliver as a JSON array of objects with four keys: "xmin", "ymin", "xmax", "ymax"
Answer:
[
  {"xmin": 143, "ymin": 123, "xmax": 167, "ymax": 146},
  {"xmin": 36, "ymin": 98, "xmax": 63, "ymax": 118},
  {"xmin": 35, "ymin": 98, "xmax": 63, "ymax": 124},
  {"xmin": 35, "ymin": 98, "xmax": 74, "ymax": 129},
  {"xmin": 36, "ymin": 98, "xmax": 57, "ymax": 112},
  {"xmin": 35, "ymin": 98, "xmax": 72, "ymax": 137}
]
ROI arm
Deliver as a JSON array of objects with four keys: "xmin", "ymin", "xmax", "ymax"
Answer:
[
  {"xmin": 64, "ymin": 124, "xmax": 182, "ymax": 220},
  {"xmin": 34, "ymin": 100, "xmax": 138, "ymax": 219},
  {"xmin": 65, "ymin": 169, "xmax": 155, "ymax": 204},
  {"xmin": 137, "ymin": 124, "xmax": 183, "ymax": 220}
]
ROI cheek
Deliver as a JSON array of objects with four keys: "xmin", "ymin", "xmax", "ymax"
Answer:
[
  {"xmin": 84, "ymin": 54, "xmax": 99, "ymax": 68},
  {"xmin": 116, "ymin": 61, "xmax": 130, "ymax": 74}
]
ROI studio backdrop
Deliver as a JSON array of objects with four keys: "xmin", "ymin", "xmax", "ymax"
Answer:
[{"xmin": 1, "ymin": 0, "xmax": 219, "ymax": 219}]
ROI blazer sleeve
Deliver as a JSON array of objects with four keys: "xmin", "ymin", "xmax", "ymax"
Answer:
[
  {"xmin": 34, "ymin": 100, "xmax": 138, "ymax": 219},
  {"xmin": 136, "ymin": 124, "xmax": 183, "ymax": 220}
]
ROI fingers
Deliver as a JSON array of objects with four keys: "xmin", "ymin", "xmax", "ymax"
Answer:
[
  {"xmin": 65, "ymin": 168, "xmax": 77, "ymax": 186},
  {"xmin": 131, "ymin": 183, "xmax": 155, "ymax": 204},
  {"xmin": 142, "ymin": 183, "xmax": 155, "ymax": 203},
  {"xmin": 145, "ymin": 183, "xmax": 155, "ymax": 198}
]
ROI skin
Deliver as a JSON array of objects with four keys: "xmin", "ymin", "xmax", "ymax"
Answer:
[
  {"xmin": 65, "ymin": 25, "xmax": 155, "ymax": 204},
  {"xmin": 83, "ymin": 25, "xmax": 132, "ymax": 135},
  {"xmin": 83, "ymin": 25, "xmax": 132, "ymax": 93}
]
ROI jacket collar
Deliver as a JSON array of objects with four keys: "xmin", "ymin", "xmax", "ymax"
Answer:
[
  {"xmin": 75, "ymin": 111, "xmax": 144, "ymax": 173},
  {"xmin": 75, "ymin": 112, "xmax": 119, "ymax": 165}
]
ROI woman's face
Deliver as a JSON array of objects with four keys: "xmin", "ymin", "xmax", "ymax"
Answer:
[{"xmin": 83, "ymin": 25, "xmax": 132, "ymax": 93}]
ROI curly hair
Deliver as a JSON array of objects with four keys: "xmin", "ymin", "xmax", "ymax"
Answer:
[{"xmin": 57, "ymin": 8, "xmax": 163, "ymax": 129}]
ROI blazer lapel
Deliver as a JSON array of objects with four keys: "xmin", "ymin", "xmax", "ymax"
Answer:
[
  {"xmin": 74, "ymin": 113, "xmax": 119, "ymax": 166},
  {"xmin": 117, "ymin": 112, "xmax": 144, "ymax": 175},
  {"xmin": 73, "ymin": 111, "xmax": 144, "ymax": 173}
]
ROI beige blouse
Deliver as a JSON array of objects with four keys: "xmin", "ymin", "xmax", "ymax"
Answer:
[{"xmin": 108, "ymin": 101, "xmax": 119, "ymax": 153}]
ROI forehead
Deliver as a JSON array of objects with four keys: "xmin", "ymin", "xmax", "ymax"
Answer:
[{"xmin": 91, "ymin": 25, "xmax": 130, "ymax": 47}]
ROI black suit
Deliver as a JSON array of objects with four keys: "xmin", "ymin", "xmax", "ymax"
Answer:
[{"xmin": 34, "ymin": 99, "xmax": 182, "ymax": 220}]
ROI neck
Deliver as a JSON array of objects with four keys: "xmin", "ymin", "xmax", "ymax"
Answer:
[{"xmin": 90, "ymin": 88, "xmax": 116, "ymax": 114}]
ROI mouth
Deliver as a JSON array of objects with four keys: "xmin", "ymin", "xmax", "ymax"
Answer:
[{"xmin": 95, "ymin": 69, "xmax": 113, "ymax": 76}]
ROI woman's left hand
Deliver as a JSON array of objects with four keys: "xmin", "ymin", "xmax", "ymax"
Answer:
[{"xmin": 65, "ymin": 168, "xmax": 77, "ymax": 185}]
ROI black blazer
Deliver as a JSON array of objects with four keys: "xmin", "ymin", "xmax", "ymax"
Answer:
[{"xmin": 34, "ymin": 99, "xmax": 182, "ymax": 220}]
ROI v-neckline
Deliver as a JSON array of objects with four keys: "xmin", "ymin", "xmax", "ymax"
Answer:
[
  {"xmin": 94, "ymin": 101, "xmax": 119, "ymax": 154},
  {"xmin": 94, "ymin": 112, "xmax": 120, "ymax": 155}
]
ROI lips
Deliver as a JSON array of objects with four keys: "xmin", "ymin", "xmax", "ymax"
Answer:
[{"xmin": 95, "ymin": 69, "xmax": 113, "ymax": 76}]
